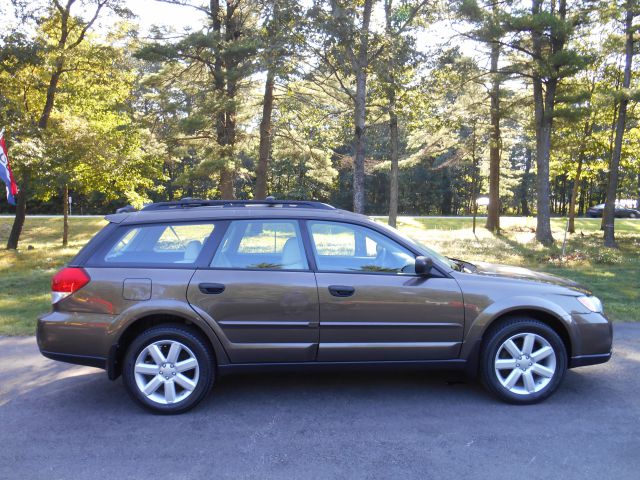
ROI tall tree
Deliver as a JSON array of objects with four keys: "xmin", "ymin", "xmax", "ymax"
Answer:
[
  {"xmin": 503, "ymin": 0, "xmax": 589, "ymax": 245},
  {"xmin": 141, "ymin": 0, "xmax": 258, "ymax": 200},
  {"xmin": 5, "ymin": 0, "xmax": 127, "ymax": 249},
  {"xmin": 379, "ymin": 0, "xmax": 429, "ymax": 227},
  {"xmin": 459, "ymin": 0, "xmax": 507, "ymax": 233},
  {"xmin": 255, "ymin": 0, "xmax": 303, "ymax": 199},
  {"xmin": 311, "ymin": 0, "xmax": 376, "ymax": 213},
  {"xmin": 603, "ymin": 0, "xmax": 637, "ymax": 247},
  {"xmin": 485, "ymin": 4, "xmax": 502, "ymax": 233}
]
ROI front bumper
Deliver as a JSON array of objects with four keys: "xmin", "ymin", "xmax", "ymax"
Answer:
[{"xmin": 567, "ymin": 311, "xmax": 613, "ymax": 368}]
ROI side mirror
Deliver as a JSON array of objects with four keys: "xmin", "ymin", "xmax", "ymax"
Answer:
[{"xmin": 414, "ymin": 256, "xmax": 433, "ymax": 276}]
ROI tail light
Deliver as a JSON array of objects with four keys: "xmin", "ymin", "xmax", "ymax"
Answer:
[{"xmin": 51, "ymin": 267, "xmax": 90, "ymax": 304}]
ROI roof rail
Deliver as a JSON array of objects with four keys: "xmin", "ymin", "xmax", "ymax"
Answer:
[{"xmin": 140, "ymin": 197, "xmax": 335, "ymax": 211}]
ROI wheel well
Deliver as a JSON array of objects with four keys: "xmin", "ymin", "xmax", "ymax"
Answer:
[
  {"xmin": 487, "ymin": 309, "xmax": 572, "ymax": 359},
  {"xmin": 109, "ymin": 314, "xmax": 215, "ymax": 380}
]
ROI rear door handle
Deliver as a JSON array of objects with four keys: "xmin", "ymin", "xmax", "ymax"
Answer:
[
  {"xmin": 199, "ymin": 283, "xmax": 225, "ymax": 294},
  {"xmin": 328, "ymin": 285, "xmax": 355, "ymax": 297}
]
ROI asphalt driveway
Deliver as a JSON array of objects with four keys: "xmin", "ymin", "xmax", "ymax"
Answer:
[{"xmin": 1, "ymin": 324, "xmax": 639, "ymax": 480}]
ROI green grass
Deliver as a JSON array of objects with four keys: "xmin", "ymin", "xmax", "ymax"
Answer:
[
  {"xmin": 0, "ymin": 217, "xmax": 107, "ymax": 335},
  {"xmin": 0, "ymin": 215, "xmax": 638, "ymax": 335}
]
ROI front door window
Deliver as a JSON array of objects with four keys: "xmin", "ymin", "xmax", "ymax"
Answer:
[{"xmin": 308, "ymin": 221, "xmax": 416, "ymax": 274}]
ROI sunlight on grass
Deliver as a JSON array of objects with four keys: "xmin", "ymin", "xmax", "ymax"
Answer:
[
  {"xmin": 0, "ymin": 217, "xmax": 107, "ymax": 335},
  {"xmin": 0, "ymin": 215, "xmax": 638, "ymax": 335}
]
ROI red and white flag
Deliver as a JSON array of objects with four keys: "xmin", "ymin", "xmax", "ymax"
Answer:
[{"xmin": 0, "ymin": 129, "xmax": 18, "ymax": 205}]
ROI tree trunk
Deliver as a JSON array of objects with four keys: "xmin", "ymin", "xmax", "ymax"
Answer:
[
  {"xmin": 350, "ymin": 0, "xmax": 373, "ymax": 214},
  {"xmin": 533, "ymin": 76, "xmax": 555, "ymax": 245},
  {"xmin": 531, "ymin": 0, "xmax": 553, "ymax": 245},
  {"xmin": 219, "ymin": 169, "xmax": 234, "ymax": 199},
  {"xmin": 8, "ymin": 57, "xmax": 64, "ymax": 248},
  {"xmin": 6, "ymin": 173, "xmax": 28, "ymax": 250},
  {"xmin": 568, "ymin": 158, "xmax": 582, "ymax": 234},
  {"xmin": 578, "ymin": 178, "xmax": 587, "ymax": 216},
  {"xmin": 255, "ymin": 67, "xmax": 276, "ymax": 200},
  {"xmin": 568, "ymin": 119, "xmax": 593, "ymax": 233},
  {"xmin": 39, "ymin": 58, "xmax": 64, "ymax": 129},
  {"xmin": 602, "ymin": 89, "xmax": 621, "ymax": 230},
  {"xmin": 210, "ymin": 0, "xmax": 236, "ymax": 200},
  {"xmin": 521, "ymin": 146, "xmax": 532, "ymax": 216},
  {"xmin": 603, "ymin": 1, "xmax": 634, "ymax": 248},
  {"xmin": 62, "ymin": 183, "xmax": 69, "ymax": 247},
  {"xmin": 471, "ymin": 121, "xmax": 478, "ymax": 234},
  {"xmin": 441, "ymin": 167, "xmax": 453, "ymax": 215},
  {"xmin": 353, "ymin": 68, "xmax": 367, "ymax": 214},
  {"xmin": 387, "ymin": 90, "xmax": 399, "ymax": 228},
  {"xmin": 485, "ymin": 37, "xmax": 501, "ymax": 233},
  {"xmin": 636, "ymin": 172, "xmax": 640, "ymax": 209}
]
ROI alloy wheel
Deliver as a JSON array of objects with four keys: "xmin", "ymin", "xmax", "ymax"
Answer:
[
  {"xmin": 133, "ymin": 340, "xmax": 200, "ymax": 405},
  {"xmin": 494, "ymin": 332, "xmax": 557, "ymax": 395}
]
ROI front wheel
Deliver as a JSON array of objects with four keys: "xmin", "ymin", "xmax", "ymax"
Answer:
[
  {"xmin": 480, "ymin": 318, "xmax": 567, "ymax": 404},
  {"xmin": 122, "ymin": 325, "xmax": 215, "ymax": 414}
]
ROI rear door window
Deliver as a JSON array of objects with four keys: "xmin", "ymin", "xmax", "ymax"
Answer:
[
  {"xmin": 211, "ymin": 220, "xmax": 308, "ymax": 270},
  {"xmin": 97, "ymin": 222, "xmax": 216, "ymax": 266}
]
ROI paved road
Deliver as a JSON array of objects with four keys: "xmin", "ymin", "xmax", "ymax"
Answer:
[{"xmin": 1, "ymin": 325, "xmax": 639, "ymax": 480}]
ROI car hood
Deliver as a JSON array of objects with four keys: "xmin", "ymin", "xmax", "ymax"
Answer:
[{"xmin": 469, "ymin": 262, "xmax": 591, "ymax": 295}]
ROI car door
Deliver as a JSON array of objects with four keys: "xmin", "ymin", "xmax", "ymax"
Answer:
[
  {"xmin": 187, "ymin": 219, "xmax": 319, "ymax": 363},
  {"xmin": 306, "ymin": 220, "xmax": 465, "ymax": 362}
]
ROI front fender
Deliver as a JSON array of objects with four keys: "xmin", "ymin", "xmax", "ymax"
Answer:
[{"xmin": 460, "ymin": 295, "xmax": 575, "ymax": 360}]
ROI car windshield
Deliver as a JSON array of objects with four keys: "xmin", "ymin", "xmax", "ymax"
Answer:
[{"xmin": 375, "ymin": 221, "xmax": 459, "ymax": 270}]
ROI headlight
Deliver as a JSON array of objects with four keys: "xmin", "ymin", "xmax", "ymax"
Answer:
[{"xmin": 577, "ymin": 296, "xmax": 603, "ymax": 313}]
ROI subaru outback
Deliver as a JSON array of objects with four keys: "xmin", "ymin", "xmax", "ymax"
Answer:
[{"xmin": 37, "ymin": 199, "xmax": 613, "ymax": 414}]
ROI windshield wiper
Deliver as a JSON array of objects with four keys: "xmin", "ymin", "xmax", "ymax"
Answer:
[{"xmin": 448, "ymin": 258, "xmax": 475, "ymax": 273}]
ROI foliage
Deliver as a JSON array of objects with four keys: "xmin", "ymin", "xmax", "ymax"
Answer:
[
  {"xmin": 1, "ymin": 215, "xmax": 639, "ymax": 335},
  {"xmin": 0, "ymin": 0, "xmax": 638, "ymax": 249}
]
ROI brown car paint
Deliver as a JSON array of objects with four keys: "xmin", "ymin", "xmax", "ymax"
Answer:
[{"xmin": 37, "ymin": 206, "xmax": 613, "ymax": 377}]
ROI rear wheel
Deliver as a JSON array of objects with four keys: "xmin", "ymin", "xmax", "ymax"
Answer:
[
  {"xmin": 480, "ymin": 318, "xmax": 567, "ymax": 404},
  {"xmin": 122, "ymin": 325, "xmax": 215, "ymax": 414}
]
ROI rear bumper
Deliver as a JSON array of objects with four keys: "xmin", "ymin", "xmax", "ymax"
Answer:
[
  {"xmin": 37, "ymin": 310, "xmax": 117, "ymax": 370},
  {"xmin": 569, "ymin": 352, "xmax": 612, "ymax": 368},
  {"xmin": 40, "ymin": 350, "xmax": 107, "ymax": 369}
]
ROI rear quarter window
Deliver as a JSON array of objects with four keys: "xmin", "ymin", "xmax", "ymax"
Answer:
[{"xmin": 91, "ymin": 222, "xmax": 216, "ymax": 266}]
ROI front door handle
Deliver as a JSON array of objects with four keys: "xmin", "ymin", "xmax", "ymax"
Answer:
[
  {"xmin": 199, "ymin": 283, "xmax": 225, "ymax": 294},
  {"xmin": 328, "ymin": 285, "xmax": 355, "ymax": 297}
]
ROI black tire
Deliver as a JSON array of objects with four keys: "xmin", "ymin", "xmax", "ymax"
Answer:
[
  {"xmin": 122, "ymin": 324, "xmax": 215, "ymax": 414},
  {"xmin": 480, "ymin": 318, "xmax": 567, "ymax": 405}
]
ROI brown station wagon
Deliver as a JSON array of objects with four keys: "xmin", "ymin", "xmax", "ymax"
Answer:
[{"xmin": 37, "ymin": 198, "xmax": 613, "ymax": 414}]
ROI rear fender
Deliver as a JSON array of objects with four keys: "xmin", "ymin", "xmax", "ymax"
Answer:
[{"xmin": 112, "ymin": 300, "xmax": 230, "ymax": 365}]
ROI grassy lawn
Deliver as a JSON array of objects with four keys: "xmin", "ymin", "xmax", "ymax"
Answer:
[
  {"xmin": 0, "ymin": 217, "xmax": 107, "ymax": 335},
  {"xmin": 0, "ymin": 215, "xmax": 638, "ymax": 335}
]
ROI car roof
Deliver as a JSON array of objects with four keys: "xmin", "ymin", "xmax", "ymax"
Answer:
[{"xmin": 106, "ymin": 205, "xmax": 369, "ymax": 225}]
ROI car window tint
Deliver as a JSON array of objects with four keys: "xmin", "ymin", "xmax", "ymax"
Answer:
[
  {"xmin": 211, "ymin": 220, "xmax": 308, "ymax": 270},
  {"xmin": 308, "ymin": 221, "xmax": 416, "ymax": 274},
  {"xmin": 155, "ymin": 224, "xmax": 214, "ymax": 251},
  {"xmin": 102, "ymin": 223, "xmax": 215, "ymax": 265}
]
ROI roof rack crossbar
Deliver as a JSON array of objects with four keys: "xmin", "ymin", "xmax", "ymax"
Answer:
[{"xmin": 140, "ymin": 198, "xmax": 335, "ymax": 211}]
